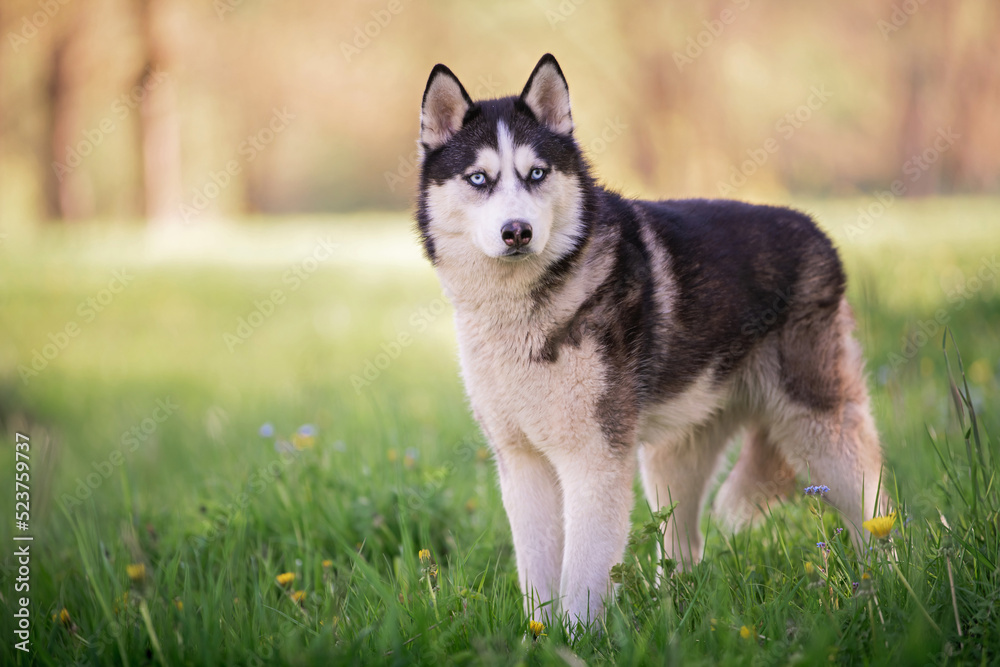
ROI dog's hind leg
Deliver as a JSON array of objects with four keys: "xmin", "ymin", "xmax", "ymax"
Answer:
[
  {"xmin": 713, "ymin": 426, "xmax": 798, "ymax": 532},
  {"xmin": 494, "ymin": 443, "xmax": 564, "ymax": 621},
  {"xmin": 639, "ymin": 420, "xmax": 733, "ymax": 568},
  {"xmin": 772, "ymin": 397, "xmax": 887, "ymax": 550},
  {"xmin": 770, "ymin": 299, "xmax": 888, "ymax": 550}
]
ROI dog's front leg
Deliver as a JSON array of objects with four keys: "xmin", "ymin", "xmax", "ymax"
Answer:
[
  {"xmin": 551, "ymin": 447, "xmax": 636, "ymax": 631},
  {"xmin": 494, "ymin": 443, "xmax": 564, "ymax": 621}
]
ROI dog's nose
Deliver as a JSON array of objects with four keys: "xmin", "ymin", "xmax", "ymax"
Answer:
[{"xmin": 501, "ymin": 220, "xmax": 533, "ymax": 248}]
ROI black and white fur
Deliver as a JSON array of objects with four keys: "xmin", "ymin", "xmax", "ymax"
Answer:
[{"xmin": 416, "ymin": 54, "xmax": 886, "ymax": 629}]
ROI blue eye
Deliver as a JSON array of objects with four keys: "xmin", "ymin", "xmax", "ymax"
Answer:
[
  {"xmin": 467, "ymin": 172, "xmax": 487, "ymax": 187},
  {"xmin": 529, "ymin": 168, "xmax": 547, "ymax": 182}
]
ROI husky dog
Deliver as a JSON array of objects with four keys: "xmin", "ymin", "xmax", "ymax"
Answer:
[{"xmin": 415, "ymin": 54, "xmax": 886, "ymax": 628}]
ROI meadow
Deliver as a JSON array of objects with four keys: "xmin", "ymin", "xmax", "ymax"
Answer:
[{"xmin": 0, "ymin": 197, "xmax": 998, "ymax": 665}]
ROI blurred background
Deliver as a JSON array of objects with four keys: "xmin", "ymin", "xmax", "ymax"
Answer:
[{"xmin": 1, "ymin": 0, "xmax": 998, "ymax": 226}]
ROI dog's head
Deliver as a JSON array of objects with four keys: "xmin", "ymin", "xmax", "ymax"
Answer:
[{"xmin": 416, "ymin": 55, "xmax": 589, "ymax": 270}]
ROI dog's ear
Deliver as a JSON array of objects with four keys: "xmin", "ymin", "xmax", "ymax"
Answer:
[
  {"xmin": 520, "ymin": 54, "xmax": 573, "ymax": 136},
  {"xmin": 420, "ymin": 64, "xmax": 473, "ymax": 151}
]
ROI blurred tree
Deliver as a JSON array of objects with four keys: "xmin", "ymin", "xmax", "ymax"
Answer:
[
  {"xmin": 45, "ymin": 9, "xmax": 92, "ymax": 221},
  {"xmin": 136, "ymin": 0, "xmax": 182, "ymax": 224},
  {"xmin": 1, "ymin": 0, "xmax": 998, "ymax": 223}
]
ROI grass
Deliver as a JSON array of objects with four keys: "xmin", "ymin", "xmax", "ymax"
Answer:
[{"xmin": 0, "ymin": 197, "xmax": 998, "ymax": 665}]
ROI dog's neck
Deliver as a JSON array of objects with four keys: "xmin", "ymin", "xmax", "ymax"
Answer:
[
  {"xmin": 436, "ymin": 254, "xmax": 548, "ymax": 320},
  {"xmin": 435, "ymin": 235, "xmax": 611, "ymax": 340}
]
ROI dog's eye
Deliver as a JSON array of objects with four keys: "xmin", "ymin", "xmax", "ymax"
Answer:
[
  {"xmin": 467, "ymin": 172, "xmax": 487, "ymax": 187},
  {"xmin": 529, "ymin": 168, "xmax": 547, "ymax": 182}
]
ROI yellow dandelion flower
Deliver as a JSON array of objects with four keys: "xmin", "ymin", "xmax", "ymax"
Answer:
[
  {"xmin": 276, "ymin": 572, "xmax": 296, "ymax": 587},
  {"xmin": 528, "ymin": 619, "xmax": 546, "ymax": 637},
  {"xmin": 862, "ymin": 512, "xmax": 897, "ymax": 539},
  {"xmin": 174, "ymin": 599, "xmax": 183, "ymax": 611},
  {"xmin": 804, "ymin": 561, "xmax": 815, "ymax": 575},
  {"xmin": 57, "ymin": 608, "xmax": 71, "ymax": 626},
  {"xmin": 322, "ymin": 559, "xmax": 333, "ymax": 569},
  {"xmin": 740, "ymin": 625, "xmax": 752, "ymax": 640},
  {"xmin": 861, "ymin": 572, "xmax": 871, "ymax": 580},
  {"xmin": 418, "ymin": 549, "xmax": 430, "ymax": 563},
  {"xmin": 126, "ymin": 563, "xmax": 146, "ymax": 583},
  {"xmin": 290, "ymin": 590, "xmax": 306, "ymax": 604},
  {"xmin": 387, "ymin": 449, "xmax": 399, "ymax": 463},
  {"xmin": 292, "ymin": 433, "xmax": 316, "ymax": 450}
]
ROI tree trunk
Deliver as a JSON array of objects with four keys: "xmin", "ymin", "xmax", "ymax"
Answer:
[
  {"xmin": 45, "ymin": 11, "xmax": 93, "ymax": 221},
  {"xmin": 137, "ymin": 0, "xmax": 182, "ymax": 225}
]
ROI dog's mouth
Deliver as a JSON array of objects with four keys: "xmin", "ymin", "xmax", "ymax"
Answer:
[{"xmin": 497, "ymin": 249, "xmax": 534, "ymax": 261}]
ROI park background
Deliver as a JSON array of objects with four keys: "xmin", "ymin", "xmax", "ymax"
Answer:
[{"xmin": 1, "ymin": 1, "xmax": 998, "ymax": 665}]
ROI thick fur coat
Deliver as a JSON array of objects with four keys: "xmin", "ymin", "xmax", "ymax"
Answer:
[{"xmin": 416, "ymin": 54, "xmax": 886, "ymax": 628}]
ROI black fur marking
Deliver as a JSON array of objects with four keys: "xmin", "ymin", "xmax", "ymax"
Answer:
[
  {"xmin": 536, "ymin": 197, "xmax": 847, "ymax": 442},
  {"xmin": 639, "ymin": 199, "xmax": 844, "ymax": 407}
]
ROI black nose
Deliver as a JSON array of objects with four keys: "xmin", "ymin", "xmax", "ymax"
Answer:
[{"xmin": 501, "ymin": 220, "xmax": 533, "ymax": 248}]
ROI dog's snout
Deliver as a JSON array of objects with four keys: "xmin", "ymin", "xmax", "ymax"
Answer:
[{"xmin": 501, "ymin": 220, "xmax": 533, "ymax": 248}]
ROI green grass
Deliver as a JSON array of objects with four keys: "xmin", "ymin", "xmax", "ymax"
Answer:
[{"xmin": 0, "ymin": 198, "xmax": 998, "ymax": 665}]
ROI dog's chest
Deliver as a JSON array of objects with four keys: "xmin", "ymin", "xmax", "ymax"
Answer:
[{"xmin": 454, "ymin": 313, "xmax": 605, "ymax": 449}]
